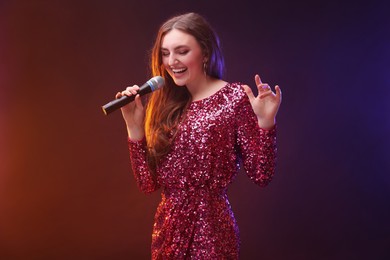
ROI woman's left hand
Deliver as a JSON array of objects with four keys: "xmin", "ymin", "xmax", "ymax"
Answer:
[{"xmin": 243, "ymin": 74, "xmax": 282, "ymax": 129}]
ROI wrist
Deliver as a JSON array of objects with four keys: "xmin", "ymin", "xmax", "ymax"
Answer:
[
  {"xmin": 257, "ymin": 117, "xmax": 276, "ymax": 130},
  {"xmin": 127, "ymin": 125, "xmax": 145, "ymax": 141}
]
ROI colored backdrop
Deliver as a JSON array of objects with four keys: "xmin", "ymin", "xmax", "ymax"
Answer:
[{"xmin": 1, "ymin": 0, "xmax": 389, "ymax": 259}]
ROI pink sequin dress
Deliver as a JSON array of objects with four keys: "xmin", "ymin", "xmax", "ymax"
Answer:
[{"xmin": 128, "ymin": 83, "xmax": 277, "ymax": 259}]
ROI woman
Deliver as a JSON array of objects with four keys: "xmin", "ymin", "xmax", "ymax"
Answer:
[{"xmin": 117, "ymin": 12, "xmax": 282, "ymax": 259}]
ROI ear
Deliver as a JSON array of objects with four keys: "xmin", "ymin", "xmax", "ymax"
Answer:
[{"xmin": 202, "ymin": 51, "xmax": 209, "ymax": 63}]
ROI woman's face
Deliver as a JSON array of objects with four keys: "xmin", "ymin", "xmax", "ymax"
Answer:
[{"xmin": 161, "ymin": 29, "xmax": 205, "ymax": 87}]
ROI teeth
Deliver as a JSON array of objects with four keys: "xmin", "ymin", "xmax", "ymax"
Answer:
[{"xmin": 172, "ymin": 68, "xmax": 187, "ymax": 73}]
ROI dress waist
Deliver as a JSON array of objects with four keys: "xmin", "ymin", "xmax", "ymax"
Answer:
[{"xmin": 162, "ymin": 187, "xmax": 227, "ymax": 200}]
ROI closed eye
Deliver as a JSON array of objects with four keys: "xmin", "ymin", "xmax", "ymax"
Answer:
[{"xmin": 178, "ymin": 50, "xmax": 189, "ymax": 55}]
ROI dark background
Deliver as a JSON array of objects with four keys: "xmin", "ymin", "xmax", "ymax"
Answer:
[{"xmin": 1, "ymin": 0, "xmax": 389, "ymax": 259}]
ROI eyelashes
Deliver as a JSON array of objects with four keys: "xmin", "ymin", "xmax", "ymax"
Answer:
[{"xmin": 161, "ymin": 50, "xmax": 190, "ymax": 57}]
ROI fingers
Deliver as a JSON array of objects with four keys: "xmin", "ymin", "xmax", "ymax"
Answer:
[
  {"xmin": 243, "ymin": 85, "xmax": 255, "ymax": 102},
  {"xmin": 259, "ymin": 85, "xmax": 282, "ymax": 101},
  {"xmin": 259, "ymin": 90, "xmax": 273, "ymax": 99},
  {"xmin": 255, "ymin": 74, "xmax": 271, "ymax": 93},
  {"xmin": 259, "ymin": 83, "xmax": 271, "ymax": 92},
  {"xmin": 116, "ymin": 85, "xmax": 140, "ymax": 98},
  {"xmin": 275, "ymin": 85, "xmax": 282, "ymax": 102},
  {"xmin": 123, "ymin": 85, "xmax": 140, "ymax": 96},
  {"xmin": 255, "ymin": 74, "xmax": 262, "ymax": 86},
  {"xmin": 254, "ymin": 74, "xmax": 282, "ymax": 101}
]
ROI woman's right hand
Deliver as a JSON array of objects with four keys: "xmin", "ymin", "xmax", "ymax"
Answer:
[{"xmin": 116, "ymin": 85, "xmax": 145, "ymax": 140}]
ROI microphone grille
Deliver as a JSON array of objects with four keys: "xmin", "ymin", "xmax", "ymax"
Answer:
[{"xmin": 149, "ymin": 76, "xmax": 165, "ymax": 91}]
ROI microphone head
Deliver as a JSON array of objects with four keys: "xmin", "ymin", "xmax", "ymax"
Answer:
[{"xmin": 149, "ymin": 76, "xmax": 165, "ymax": 91}]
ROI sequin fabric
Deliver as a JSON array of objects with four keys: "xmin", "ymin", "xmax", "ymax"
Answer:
[{"xmin": 128, "ymin": 83, "xmax": 277, "ymax": 259}]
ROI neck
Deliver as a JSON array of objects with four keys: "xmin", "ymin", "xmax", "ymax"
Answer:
[{"xmin": 186, "ymin": 76, "xmax": 222, "ymax": 102}]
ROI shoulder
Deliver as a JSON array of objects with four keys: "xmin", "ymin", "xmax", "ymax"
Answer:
[
  {"xmin": 227, "ymin": 82, "xmax": 246, "ymax": 94},
  {"xmin": 223, "ymin": 82, "xmax": 249, "ymax": 105}
]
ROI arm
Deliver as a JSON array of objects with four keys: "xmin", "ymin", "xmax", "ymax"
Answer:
[
  {"xmin": 117, "ymin": 86, "xmax": 159, "ymax": 193},
  {"xmin": 236, "ymin": 94, "xmax": 277, "ymax": 187},
  {"xmin": 238, "ymin": 74, "xmax": 281, "ymax": 186},
  {"xmin": 128, "ymin": 137, "xmax": 160, "ymax": 193}
]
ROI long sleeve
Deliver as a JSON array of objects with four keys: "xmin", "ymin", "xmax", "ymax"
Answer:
[
  {"xmin": 128, "ymin": 137, "xmax": 160, "ymax": 193},
  {"xmin": 235, "ymin": 93, "xmax": 277, "ymax": 187}
]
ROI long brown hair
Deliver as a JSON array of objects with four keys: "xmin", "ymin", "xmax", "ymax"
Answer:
[{"xmin": 145, "ymin": 12, "xmax": 225, "ymax": 171}]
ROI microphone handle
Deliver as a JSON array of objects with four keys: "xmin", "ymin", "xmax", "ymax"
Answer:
[
  {"xmin": 101, "ymin": 82, "xmax": 153, "ymax": 115},
  {"xmin": 101, "ymin": 95, "xmax": 136, "ymax": 115}
]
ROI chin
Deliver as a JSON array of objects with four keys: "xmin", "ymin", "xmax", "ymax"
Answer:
[
  {"xmin": 174, "ymin": 82, "xmax": 187, "ymax": 87},
  {"xmin": 172, "ymin": 78, "xmax": 187, "ymax": 87}
]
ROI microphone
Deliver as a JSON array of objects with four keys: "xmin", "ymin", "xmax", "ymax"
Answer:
[{"xmin": 101, "ymin": 76, "xmax": 165, "ymax": 115}]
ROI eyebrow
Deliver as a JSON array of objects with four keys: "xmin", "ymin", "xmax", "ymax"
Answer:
[{"xmin": 160, "ymin": 45, "xmax": 189, "ymax": 51}]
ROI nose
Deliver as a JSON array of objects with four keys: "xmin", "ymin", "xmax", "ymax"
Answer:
[{"xmin": 168, "ymin": 54, "xmax": 178, "ymax": 66}]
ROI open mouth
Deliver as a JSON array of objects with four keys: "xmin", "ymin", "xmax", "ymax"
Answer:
[{"xmin": 172, "ymin": 68, "xmax": 187, "ymax": 74}]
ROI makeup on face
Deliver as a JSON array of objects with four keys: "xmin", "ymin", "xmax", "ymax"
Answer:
[{"xmin": 161, "ymin": 29, "xmax": 205, "ymax": 86}]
